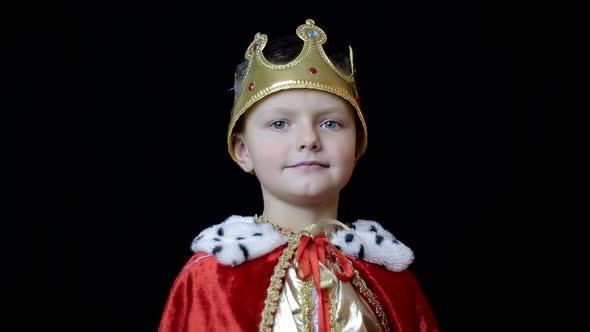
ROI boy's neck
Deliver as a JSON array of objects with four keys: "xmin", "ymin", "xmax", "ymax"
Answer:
[{"xmin": 261, "ymin": 197, "xmax": 339, "ymax": 233}]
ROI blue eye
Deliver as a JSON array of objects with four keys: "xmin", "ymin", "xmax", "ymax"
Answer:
[
  {"xmin": 321, "ymin": 120, "xmax": 340, "ymax": 129},
  {"xmin": 271, "ymin": 120, "xmax": 287, "ymax": 129}
]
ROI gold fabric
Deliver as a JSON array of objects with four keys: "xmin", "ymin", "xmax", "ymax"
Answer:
[{"xmin": 273, "ymin": 261, "xmax": 383, "ymax": 332}]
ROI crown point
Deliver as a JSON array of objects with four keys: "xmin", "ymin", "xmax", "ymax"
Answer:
[
  {"xmin": 248, "ymin": 82, "xmax": 255, "ymax": 90},
  {"xmin": 309, "ymin": 67, "xmax": 318, "ymax": 74}
]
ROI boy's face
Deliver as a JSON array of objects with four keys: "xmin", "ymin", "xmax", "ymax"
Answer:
[{"xmin": 233, "ymin": 89, "xmax": 357, "ymax": 205}]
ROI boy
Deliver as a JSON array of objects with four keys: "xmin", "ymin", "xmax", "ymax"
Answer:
[{"xmin": 159, "ymin": 19, "xmax": 439, "ymax": 332}]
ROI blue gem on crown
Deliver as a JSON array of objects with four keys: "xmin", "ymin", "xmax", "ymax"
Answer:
[{"xmin": 308, "ymin": 30, "xmax": 318, "ymax": 38}]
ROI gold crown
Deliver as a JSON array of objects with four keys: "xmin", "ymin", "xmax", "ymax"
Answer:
[{"xmin": 227, "ymin": 19, "xmax": 368, "ymax": 161}]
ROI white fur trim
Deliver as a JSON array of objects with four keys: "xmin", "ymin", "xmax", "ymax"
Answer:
[
  {"xmin": 191, "ymin": 215, "xmax": 288, "ymax": 266},
  {"xmin": 331, "ymin": 219, "xmax": 414, "ymax": 272},
  {"xmin": 191, "ymin": 216, "xmax": 414, "ymax": 271}
]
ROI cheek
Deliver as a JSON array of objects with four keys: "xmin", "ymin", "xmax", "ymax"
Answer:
[
  {"xmin": 248, "ymin": 138, "xmax": 286, "ymax": 166},
  {"xmin": 330, "ymin": 136, "xmax": 357, "ymax": 166}
]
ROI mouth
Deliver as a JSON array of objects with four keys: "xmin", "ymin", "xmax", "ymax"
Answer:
[{"xmin": 287, "ymin": 161, "xmax": 329, "ymax": 168}]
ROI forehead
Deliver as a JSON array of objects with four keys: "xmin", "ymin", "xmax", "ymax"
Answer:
[{"xmin": 247, "ymin": 89, "xmax": 353, "ymax": 117}]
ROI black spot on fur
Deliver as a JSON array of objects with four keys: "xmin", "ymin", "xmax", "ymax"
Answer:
[
  {"xmin": 376, "ymin": 234, "xmax": 384, "ymax": 245},
  {"xmin": 253, "ymin": 232, "xmax": 263, "ymax": 236},
  {"xmin": 236, "ymin": 237, "xmax": 244, "ymax": 240},
  {"xmin": 194, "ymin": 235, "xmax": 203, "ymax": 242},
  {"xmin": 239, "ymin": 243, "xmax": 249, "ymax": 260},
  {"xmin": 392, "ymin": 239, "xmax": 399, "ymax": 244},
  {"xmin": 213, "ymin": 238, "xmax": 221, "ymax": 242},
  {"xmin": 335, "ymin": 245, "xmax": 341, "ymax": 250},
  {"xmin": 351, "ymin": 225, "xmax": 356, "ymax": 230},
  {"xmin": 212, "ymin": 245, "xmax": 223, "ymax": 254},
  {"xmin": 358, "ymin": 244, "xmax": 365, "ymax": 260},
  {"xmin": 345, "ymin": 233, "xmax": 354, "ymax": 243},
  {"xmin": 217, "ymin": 228, "xmax": 224, "ymax": 236},
  {"xmin": 370, "ymin": 225, "xmax": 377, "ymax": 232}
]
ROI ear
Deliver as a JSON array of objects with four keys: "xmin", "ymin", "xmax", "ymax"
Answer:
[{"xmin": 233, "ymin": 133, "xmax": 255, "ymax": 173}]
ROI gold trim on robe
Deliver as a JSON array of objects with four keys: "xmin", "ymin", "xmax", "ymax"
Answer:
[{"xmin": 272, "ymin": 261, "xmax": 384, "ymax": 332}]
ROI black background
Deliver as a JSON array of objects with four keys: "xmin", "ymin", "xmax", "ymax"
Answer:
[{"xmin": 4, "ymin": 1, "xmax": 561, "ymax": 331}]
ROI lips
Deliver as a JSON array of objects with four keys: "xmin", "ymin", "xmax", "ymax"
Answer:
[{"xmin": 288, "ymin": 161, "xmax": 329, "ymax": 168}]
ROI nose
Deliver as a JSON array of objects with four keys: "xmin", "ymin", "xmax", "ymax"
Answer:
[{"xmin": 296, "ymin": 124, "xmax": 321, "ymax": 152}]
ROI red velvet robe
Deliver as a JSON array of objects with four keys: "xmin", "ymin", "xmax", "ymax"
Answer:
[{"xmin": 159, "ymin": 244, "xmax": 439, "ymax": 332}]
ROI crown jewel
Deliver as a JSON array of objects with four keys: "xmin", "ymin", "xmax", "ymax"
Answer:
[{"xmin": 227, "ymin": 19, "xmax": 368, "ymax": 161}]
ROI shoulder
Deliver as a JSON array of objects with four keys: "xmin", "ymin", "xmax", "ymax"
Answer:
[
  {"xmin": 190, "ymin": 215, "xmax": 288, "ymax": 266},
  {"xmin": 331, "ymin": 219, "xmax": 415, "ymax": 272}
]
